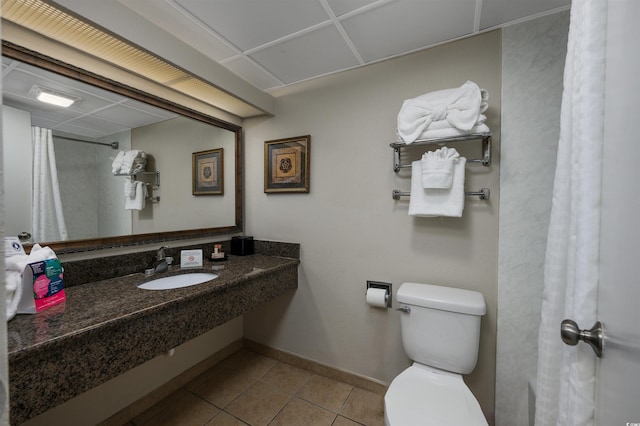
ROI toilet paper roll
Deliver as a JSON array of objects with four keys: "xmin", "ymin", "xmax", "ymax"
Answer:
[{"xmin": 366, "ymin": 288, "xmax": 388, "ymax": 308}]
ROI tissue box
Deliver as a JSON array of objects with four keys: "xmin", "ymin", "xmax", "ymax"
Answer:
[
  {"xmin": 17, "ymin": 258, "xmax": 66, "ymax": 314},
  {"xmin": 231, "ymin": 236, "xmax": 254, "ymax": 256}
]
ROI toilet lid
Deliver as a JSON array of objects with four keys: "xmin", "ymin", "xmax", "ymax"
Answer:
[{"xmin": 384, "ymin": 364, "xmax": 487, "ymax": 426}]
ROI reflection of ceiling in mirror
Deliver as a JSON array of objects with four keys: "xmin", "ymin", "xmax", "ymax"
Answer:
[{"xmin": 2, "ymin": 56, "xmax": 179, "ymax": 139}]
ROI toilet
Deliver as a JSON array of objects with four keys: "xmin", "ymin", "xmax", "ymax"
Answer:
[{"xmin": 384, "ymin": 282, "xmax": 488, "ymax": 426}]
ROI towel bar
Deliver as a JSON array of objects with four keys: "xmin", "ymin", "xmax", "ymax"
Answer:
[{"xmin": 392, "ymin": 188, "xmax": 490, "ymax": 200}]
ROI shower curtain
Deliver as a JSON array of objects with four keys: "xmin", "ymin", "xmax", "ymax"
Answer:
[
  {"xmin": 535, "ymin": 1, "xmax": 607, "ymax": 425},
  {"xmin": 32, "ymin": 126, "xmax": 68, "ymax": 242}
]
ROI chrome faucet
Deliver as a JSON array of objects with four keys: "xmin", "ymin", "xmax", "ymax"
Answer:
[
  {"xmin": 157, "ymin": 245, "xmax": 168, "ymax": 261},
  {"xmin": 153, "ymin": 246, "xmax": 169, "ymax": 273}
]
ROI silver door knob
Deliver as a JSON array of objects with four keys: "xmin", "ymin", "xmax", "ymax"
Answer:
[{"xmin": 561, "ymin": 319, "xmax": 604, "ymax": 358}]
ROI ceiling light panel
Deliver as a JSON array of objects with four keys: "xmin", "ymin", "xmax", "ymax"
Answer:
[
  {"xmin": 174, "ymin": 0, "xmax": 330, "ymax": 51},
  {"xmin": 341, "ymin": 0, "xmax": 477, "ymax": 63}
]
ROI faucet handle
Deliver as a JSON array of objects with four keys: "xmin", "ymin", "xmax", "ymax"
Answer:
[{"xmin": 157, "ymin": 245, "xmax": 169, "ymax": 259}]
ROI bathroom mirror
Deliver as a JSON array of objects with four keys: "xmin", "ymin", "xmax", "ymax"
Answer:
[{"xmin": 2, "ymin": 42, "xmax": 243, "ymax": 253}]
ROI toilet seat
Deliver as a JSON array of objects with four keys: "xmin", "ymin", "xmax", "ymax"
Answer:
[{"xmin": 384, "ymin": 363, "xmax": 487, "ymax": 426}]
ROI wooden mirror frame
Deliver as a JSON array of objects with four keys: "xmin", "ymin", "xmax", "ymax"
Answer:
[{"xmin": 3, "ymin": 40, "xmax": 243, "ymax": 253}]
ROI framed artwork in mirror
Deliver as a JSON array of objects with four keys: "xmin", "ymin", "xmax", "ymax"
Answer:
[
  {"xmin": 264, "ymin": 135, "xmax": 310, "ymax": 193},
  {"xmin": 193, "ymin": 148, "xmax": 223, "ymax": 195}
]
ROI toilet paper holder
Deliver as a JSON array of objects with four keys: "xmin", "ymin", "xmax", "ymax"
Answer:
[{"xmin": 366, "ymin": 281, "xmax": 392, "ymax": 308}]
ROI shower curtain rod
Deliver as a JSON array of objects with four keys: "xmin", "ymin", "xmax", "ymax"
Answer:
[{"xmin": 53, "ymin": 134, "xmax": 119, "ymax": 150}]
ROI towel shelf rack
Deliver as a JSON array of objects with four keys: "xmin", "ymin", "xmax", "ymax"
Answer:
[
  {"xmin": 392, "ymin": 188, "xmax": 490, "ymax": 200},
  {"xmin": 390, "ymin": 132, "xmax": 492, "ymax": 172},
  {"xmin": 391, "ymin": 132, "xmax": 492, "ymax": 204},
  {"xmin": 115, "ymin": 171, "xmax": 160, "ymax": 188}
]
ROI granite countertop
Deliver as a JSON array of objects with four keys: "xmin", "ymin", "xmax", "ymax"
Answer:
[{"xmin": 8, "ymin": 253, "xmax": 299, "ymax": 424}]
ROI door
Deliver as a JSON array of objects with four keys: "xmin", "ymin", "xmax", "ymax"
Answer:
[{"xmin": 593, "ymin": 1, "xmax": 640, "ymax": 423}]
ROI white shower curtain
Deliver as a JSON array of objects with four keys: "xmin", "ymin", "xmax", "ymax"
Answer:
[
  {"xmin": 32, "ymin": 127, "xmax": 68, "ymax": 242},
  {"xmin": 535, "ymin": 1, "xmax": 607, "ymax": 425}
]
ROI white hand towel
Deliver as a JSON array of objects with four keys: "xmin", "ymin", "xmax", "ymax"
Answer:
[
  {"xmin": 124, "ymin": 176, "xmax": 136, "ymax": 197},
  {"xmin": 409, "ymin": 157, "xmax": 467, "ymax": 217},
  {"xmin": 5, "ymin": 244, "xmax": 57, "ymax": 321},
  {"xmin": 125, "ymin": 181, "xmax": 147, "ymax": 210},
  {"xmin": 421, "ymin": 147, "xmax": 460, "ymax": 189},
  {"xmin": 397, "ymin": 81, "xmax": 489, "ymax": 144},
  {"xmin": 111, "ymin": 150, "xmax": 125, "ymax": 174}
]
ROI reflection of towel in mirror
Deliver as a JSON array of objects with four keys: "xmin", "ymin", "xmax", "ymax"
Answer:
[
  {"xmin": 5, "ymin": 244, "xmax": 57, "ymax": 321},
  {"xmin": 124, "ymin": 176, "xmax": 136, "ymax": 197},
  {"xmin": 115, "ymin": 150, "xmax": 147, "ymax": 175},
  {"xmin": 125, "ymin": 181, "xmax": 147, "ymax": 211},
  {"xmin": 111, "ymin": 150, "xmax": 125, "ymax": 174}
]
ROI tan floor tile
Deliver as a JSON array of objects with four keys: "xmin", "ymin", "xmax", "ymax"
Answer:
[
  {"xmin": 215, "ymin": 349, "xmax": 277, "ymax": 379},
  {"xmin": 205, "ymin": 411, "xmax": 249, "ymax": 425},
  {"xmin": 226, "ymin": 381, "xmax": 292, "ymax": 426},
  {"xmin": 340, "ymin": 388, "xmax": 384, "ymax": 426},
  {"xmin": 260, "ymin": 361, "xmax": 313, "ymax": 394},
  {"xmin": 298, "ymin": 375, "xmax": 354, "ymax": 412},
  {"xmin": 269, "ymin": 397, "xmax": 337, "ymax": 426},
  {"xmin": 332, "ymin": 416, "xmax": 363, "ymax": 426},
  {"xmin": 132, "ymin": 388, "xmax": 219, "ymax": 426},
  {"xmin": 187, "ymin": 367, "xmax": 258, "ymax": 408}
]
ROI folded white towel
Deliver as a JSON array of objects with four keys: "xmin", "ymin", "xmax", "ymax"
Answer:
[
  {"xmin": 112, "ymin": 150, "xmax": 125, "ymax": 174},
  {"xmin": 409, "ymin": 157, "xmax": 467, "ymax": 217},
  {"xmin": 397, "ymin": 81, "xmax": 489, "ymax": 144},
  {"xmin": 399, "ymin": 122, "xmax": 490, "ymax": 142},
  {"xmin": 5, "ymin": 244, "xmax": 57, "ymax": 321},
  {"xmin": 124, "ymin": 176, "xmax": 136, "ymax": 198},
  {"xmin": 125, "ymin": 181, "xmax": 147, "ymax": 211},
  {"xmin": 421, "ymin": 147, "xmax": 460, "ymax": 189}
]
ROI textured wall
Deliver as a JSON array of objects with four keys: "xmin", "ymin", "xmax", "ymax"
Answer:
[{"xmin": 496, "ymin": 11, "xmax": 569, "ymax": 426}]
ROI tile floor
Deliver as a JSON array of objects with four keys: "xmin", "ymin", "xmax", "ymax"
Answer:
[{"xmin": 126, "ymin": 349, "xmax": 385, "ymax": 426}]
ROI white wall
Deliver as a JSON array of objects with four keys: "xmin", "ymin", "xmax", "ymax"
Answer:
[
  {"xmin": 2, "ymin": 106, "xmax": 32, "ymax": 237},
  {"xmin": 131, "ymin": 116, "xmax": 236, "ymax": 234},
  {"xmin": 98, "ymin": 130, "xmax": 132, "ymax": 238},
  {"xmin": 243, "ymin": 31, "xmax": 501, "ymax": 421},
  {"xmin": 496, "ymin": 11, "xmax": 569, "ymax": 426}
]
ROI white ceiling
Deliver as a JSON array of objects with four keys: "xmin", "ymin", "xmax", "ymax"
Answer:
[
  {"xmin": 117, "ymin": 0, "xmax": 571, "ymax": 92},
  {"xmin": 2, "ymin": 0, "xmax": 570, "ymax": 135}
]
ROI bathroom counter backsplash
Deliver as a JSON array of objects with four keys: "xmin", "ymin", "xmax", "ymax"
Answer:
[{"xmin": 7, "ymin": 247, "xmax": 299, "ymax": 355}]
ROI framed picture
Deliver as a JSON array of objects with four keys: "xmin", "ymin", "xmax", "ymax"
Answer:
[
  {"xmin": 192, "ymin": 148, "xmax": 223, "ymax": 195},
  {"xmin": 264, "ymin": 135, "xmax": 310, "ymax": 193}
]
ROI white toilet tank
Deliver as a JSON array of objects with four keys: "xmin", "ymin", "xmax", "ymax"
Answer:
[{"xmin": 397, "ymin": 282, "xmax": 486, "ymax": 374}]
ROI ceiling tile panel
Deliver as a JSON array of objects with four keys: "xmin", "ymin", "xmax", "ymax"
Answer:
[
  {"xmin": 325, "ymin": 0, "xmax": 381, "ymax": 17},
  {"xmin": 174, "ymin": 0, "xmax": 330, "ymax": 51},
  {"xmin": 480, "ymin": 0, "xmax": 570, "ymax": 29},
  {"xmin": 342, "ymin": 0, "xmax": 477, "ymax": 63},
  {"xmin": 118, "ymin": 0, "xmax": 238, "ymax": 61},
  {"xmin": 249, "ymin": 25, "xmax": 360, "ymax": 84},
  {"xmin": 222, "ymin": 56, "xmax": 284, "ymax": 91}
]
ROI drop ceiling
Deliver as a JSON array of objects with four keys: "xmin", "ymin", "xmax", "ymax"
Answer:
[
  {"xmin": 2, "ymin": 0, "xmax": 570, "ymax": 134},
  {"xmin": 112, "ymin": 0, "xmax": 571, "ymax": 92}
]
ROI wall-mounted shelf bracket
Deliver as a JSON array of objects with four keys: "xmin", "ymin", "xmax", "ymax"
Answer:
[{"xmin": 391, "ymin": 132, "xmax": 492, "ymax": 172}]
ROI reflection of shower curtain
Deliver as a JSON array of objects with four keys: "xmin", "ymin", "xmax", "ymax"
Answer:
[
  {"xmin": 32, "ymin": 127, "xmax": 68, "ymax": 242},
  {"xmin": 535, "ymin": 1, "xmax": 606, "ymax": 425}
]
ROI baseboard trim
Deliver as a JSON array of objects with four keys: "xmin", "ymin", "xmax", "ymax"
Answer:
[{"xmin": 243, "ymin": 338, "xmax": 388, "ymax": 395}]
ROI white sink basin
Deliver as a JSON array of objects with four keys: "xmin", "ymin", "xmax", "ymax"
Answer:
[{"xmin": 137, "ymin": 272, "xmax": 218, "ymax": 290}]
